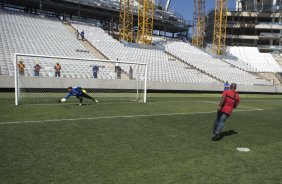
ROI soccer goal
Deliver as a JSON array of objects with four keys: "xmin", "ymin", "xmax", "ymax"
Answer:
[{"xmin": 14, "ymin": 53, "xmax": 148, "ymax": 105}]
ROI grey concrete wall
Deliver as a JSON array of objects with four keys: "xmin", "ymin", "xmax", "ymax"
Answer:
[
  {"xmin": 1, "ymin": 76, "xmax": 282, "ymax": 93},
  {"xmin": 0, "ymin": 76, "xmax": 142, "ymax": 89}
]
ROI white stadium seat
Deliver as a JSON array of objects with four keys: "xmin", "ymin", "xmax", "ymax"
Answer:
[
  {"xmin": 165, "ymin": 42, "xmax": 272, "ymax": 86},
  {"xmin": 71, "ymin": 21, "xmax": 218, "ymax": 84}
]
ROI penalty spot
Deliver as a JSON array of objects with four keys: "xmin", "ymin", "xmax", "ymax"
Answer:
[{"xmin": 237, "ymin": 147, "xmax": 250, "ymax": 152}]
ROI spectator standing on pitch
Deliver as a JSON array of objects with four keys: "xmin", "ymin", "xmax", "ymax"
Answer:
[
  {"xmin": 129, "ymin": 66, "xmax": 133, "ymax": 79},
  {"xmin": 60, "ymin": 86, "xmax": 98, "ymax": 105},
  {"xmin": 54, "ymin": 62, "xmax": 61, "ymax": 77},
  {"xmin": 81, "ymin": 30, "xmax": 85, "ymax": 41},
  {"xmin": 224, "ymin": 81, "xmax": 230, "ymax": 91},
  {"xmin": 212, "ymin": 83, "xmax": 240, "ymax": 141},
  {"xmin": 18, "ymin": 59, "xmax": 25, "ymax": 76},
  {"xmin": 92, "ymin": 64, "xmax": 99, "ymax": 78},
  {"xmin": 34, "ymin": 62, "xmax": 42, "ymax": 77}
]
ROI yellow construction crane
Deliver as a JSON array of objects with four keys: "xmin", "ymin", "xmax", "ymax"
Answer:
[
  {"xmin": 212, "ymin": 0, "xmax": 228, "ymax": 55},
  {"xmin": 192, "ymin": 0, "xmax": 205, "ymax": 48},
  {"xmin": 137, "ymin": 0, "xmax": 154, "ymax": 45},
  {"xmin": 119, "ymin": 0, "xmax": 134, "ymax": 42}
]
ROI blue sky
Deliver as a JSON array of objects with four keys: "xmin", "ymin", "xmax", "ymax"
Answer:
[{"xmin": 158, "ymin": 0, "xmax": 237, "ymax": 22}]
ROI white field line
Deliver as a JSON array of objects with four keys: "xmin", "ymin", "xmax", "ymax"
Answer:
[
  {"xmin": 0, "ymin": 100, "xmax": 191, "ymax": 106},
  {"xmin": 0, "ymin": 108, "xmax": 264, "ymax": 125},
  {"xmin": 0, "ymin": 99, "xmax": 280, "ymax": 107},
  {"xmin": 236, "ymin": 105, "xmax": 264, "ymax": 111},
  {"xmin": 202, "ymin": 101, "xmax": 264, "ymax": 111}
]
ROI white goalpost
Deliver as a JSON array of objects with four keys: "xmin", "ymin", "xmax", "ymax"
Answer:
[{"xmin": 14, "ymin": 53, "xmax": 148, "ymax": 105}]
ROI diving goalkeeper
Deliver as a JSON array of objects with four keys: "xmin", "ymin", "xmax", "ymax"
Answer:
[{"xmin": 60, "ymin": 86, "xmax": 98, "ymax": 105}]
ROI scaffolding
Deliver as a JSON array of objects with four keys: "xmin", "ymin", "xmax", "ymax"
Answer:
[
  {"xmin": 212, "ymin": 0, "xmax": 228, "ymax": 55},
  {"xmin": 119, "ymin": 0, "xmax": 134, "ymax": 42},
  {"xmin": 137, "ymin": 0, "xmax": 154, "ymax": 45},
  {"xmin": 192, "ymin": 0, "xmax": 206, "ymax": 48}
]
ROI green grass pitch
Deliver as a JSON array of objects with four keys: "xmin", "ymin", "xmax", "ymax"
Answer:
[{"xmin": 0, "ymin": 93, "xmax": 282, "ymax": 184}]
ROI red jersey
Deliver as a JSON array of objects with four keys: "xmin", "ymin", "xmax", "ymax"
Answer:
[{"xmin": 221, "ymin": 90, "xmax": 240, "ymax": 116}]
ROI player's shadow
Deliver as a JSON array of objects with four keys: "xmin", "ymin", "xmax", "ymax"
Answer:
[{"xmin": 218, "ymin": 130, "xmax": 238, "ymax": 140}]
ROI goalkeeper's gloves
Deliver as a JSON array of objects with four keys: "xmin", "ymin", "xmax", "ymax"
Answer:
[{"xmin": 61, "ymin": 98, "xmax": 66, "ymax": 102}]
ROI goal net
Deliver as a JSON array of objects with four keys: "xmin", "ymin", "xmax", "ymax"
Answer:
[{"xmin": 14, "ymin": 53, "xmax": 148, "ymax": 105}]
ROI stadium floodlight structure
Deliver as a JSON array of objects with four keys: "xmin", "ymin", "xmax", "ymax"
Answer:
[
  {"xmin": 212, "ymin": 0, "xmax": 228, "ymax": 55},
  {"xmin": 192, "ymin": 0, "xmax": 206, "ymax": 48},
  {"xmin": 137, "ymin": 0, "xmax": 154, "ymax": 45},
  {"xmin": 119, "ymin": 0, "xmax": 134, "ymax": 42},
  {"xmin": 14, "ymin": 53, "xmax": 148, "ymax": 105},
  {"xmin": 165, "ymin": 0, "xmax": 171, "ymax": 11}
]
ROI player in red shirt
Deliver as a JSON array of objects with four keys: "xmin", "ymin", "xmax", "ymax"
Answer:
[{"xmin": 212, "ymin": 83, "xmax": 240, "ymax": 141}]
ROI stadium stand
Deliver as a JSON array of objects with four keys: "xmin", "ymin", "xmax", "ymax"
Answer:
[
  {"xmin": 18, "ymin": 57, "xmax": 117, "ymax": 79},
  {"xmin": 71, "ymin": 22, "xmax": 218, "ymax": 83},
  {"xmin": 0, "ymin": 9, "xmax": 277, "ymax": 86},
  {"xmin": 223, "ymin": 58, "xmax": 258, "ymax": 72},
  {"xmin": 228, "ymin": 46, "xmax": 282, "ymax": 73},
  {"xmin": 165, "ymin": 42, "xmax": 272, "ymax": 86},
  {"xmin": 0, "ymin": 10, "xmax": 118, "ymax": 78}
]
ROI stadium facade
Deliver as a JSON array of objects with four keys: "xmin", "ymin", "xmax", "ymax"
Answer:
[
  {"xmin": 206, "ymin": 0, "xmax": 282, "ymax": 52},
  {"xmin": 236, "ymin": 0, "xmax": 281, "ymax": 12},
  {"xmin": 0, "ymin": 0, "xmax": 190, "ymax": 36}
]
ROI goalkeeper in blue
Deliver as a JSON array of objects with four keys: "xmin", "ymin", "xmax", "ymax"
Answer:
[{"xmin": 60, "ymin": 86, "xmax": 98, "ymax": 105}]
